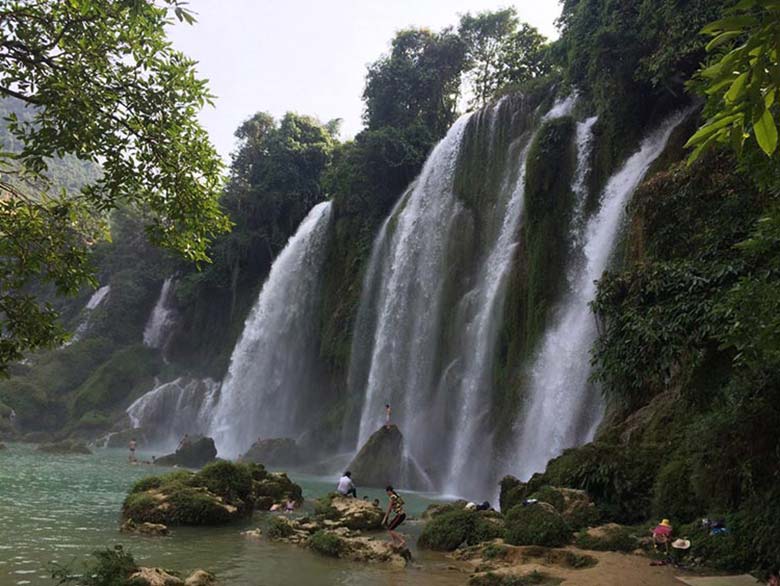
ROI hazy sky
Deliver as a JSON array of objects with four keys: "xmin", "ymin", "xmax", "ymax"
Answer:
[{"xmin": 167, "ymin": 1, "xmax": 563, "ymax": 160}]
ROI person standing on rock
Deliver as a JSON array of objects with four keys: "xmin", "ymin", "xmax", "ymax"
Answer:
[
  {"xmin": 385, "ymin": 403, "xmax": 392, "ymax": 428},
  {"xmin": 337, "ymin": 471, "xmax": 357, "ymax": 497},
  {"xmin": 383, "ymin": 485, "xmax": 406, "ymax": 548}
]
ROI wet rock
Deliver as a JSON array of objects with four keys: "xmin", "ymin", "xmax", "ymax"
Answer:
[
  {"xmin": 36, "ymin": 439, "xmax": 92, "ymax": 455},
  {"xmin": 242, "ymin": 437, "xmax": 301, "ymax": 467},
  {"xmin": 120, "ymin": 518, "xmax": 169, "ymax": 536},
  {"xmin": 184, "ymin": 570, "xmax": 219, "ymax": 586},
  {"xmin": 155, "ymin": 436, "xmax": 217, "ymax": 468},
  {"xmin": 346, "ymin": 424, "xmax": 427, "ymax": 490},
  {"xmin": 129, "ymin": 567, "xmax": 183, "ymax": 586}
]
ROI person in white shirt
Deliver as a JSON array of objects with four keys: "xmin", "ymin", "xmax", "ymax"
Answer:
[{"xmin": 337, "ymin": 471, "xmax": 357, "ymax": 497}]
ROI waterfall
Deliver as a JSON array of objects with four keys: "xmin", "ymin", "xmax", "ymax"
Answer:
[
  {"xmin": 208, "ymin": 201, "xmax": 333, "ymax": 458},
  {"xmin": 350, "ymin": 96, "xmax": 558, "ymax": 496},
  {"xmin": 510, "ymin": 111, "xmax": 688, "ymax": 480},
  {"xmin": 143, "ymin": 277, "xmax": 176, "ymax": 350},
  {"xmin": 66, "ymin": 285, "xmax": 111, "ymax": 344},
  {"xmin": 127, "ymin": 377, "xmax": 219, "ymax": 451}
]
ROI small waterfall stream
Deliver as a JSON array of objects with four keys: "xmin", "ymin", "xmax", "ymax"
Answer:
[
  {"xmin": 208, "ymin": 201, "xmax": 333, "ymax": 457},
  {"xmin": 510, "ymin": 111, "xmax": 688, "ymax": 480},
  {"xmin": 67, "ymin": 285, "xmax": 111, "ymax": 344},
  {"xmin": 143, "ymin": 277, "xmax": 176, "ymax": 350}
]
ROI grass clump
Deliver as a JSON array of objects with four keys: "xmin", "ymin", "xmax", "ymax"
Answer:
[
  {"xmin": 51, "ymin": 545, "xmax": 138, "ymax": 586},
  {"xmin": 309, "ymin": 530, "xmax": 344, "ymax": 558},
  {"xmin": 505, "ymin": 504, "xmax": 571, "ymax": 548},
  {"xmin": 418, "ymin": 509, "xmax": 504, "ymax": 551},
  {"xmin": 574, "ymin": 525, "xmax": 638, "ymax": 552},
  {"xmin": 469, "ymin": 570, "xmax": 562, "ymax": 586},
  {"xmin": 264, "ymin": 516, "xmax": 295, "ymax": 540}
]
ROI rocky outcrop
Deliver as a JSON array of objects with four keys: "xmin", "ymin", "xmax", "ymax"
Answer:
[
  {"xmin": 346, "ymin": 424, "xmax": 427, "ymax": 490},
  {"xmin": 36, "ymin": 439, "xmax": 92, "ymax": 454},
  {"xmin": 314, "ymin": 494, "xmax": 384, "ymax": 530},
  {"xmin": 123, "ymin": 461, "xmax": 303, "ymax": 526},
  {"xmin": 129, "ymin": 568, "xmax": 219, "ymax": 586},
  {"xmin": 120, "ymin": 518, "xmax": 169, "ymax": 536},
  {"xmin": 242, "ymin": 437, "xmax": 301, "ymax": 467},
  {"xmin": 155, "ymin": 436, "xmax": 216, "ymax": 468}
]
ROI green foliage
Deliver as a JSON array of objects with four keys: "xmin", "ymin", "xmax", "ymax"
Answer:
[
  {"xmin": 129, "ymin": 470, "xmax": 193, "ymax": 495},
  {"xmin": 504, "ymin": 504, "xmax": 571, "ymax": 548},
  {"xmin": 309, "ymin": 530, "xmax": 344, "ymax": 558},
  {"xmin": 686, "ymin": 0, "xmax": 780, "ymax": 165},
  {"xmin": 481, "ymin": 543, "xmax": 509, "ymax": 560},
  {"xmin": 529, "ymin": 487, "xmax": 566, "ymax": 514},
  {"xmin": 500, "ymin": 476, "xmax": 530, "ymax": 513},
  {"xmin": 418, "ymin": 510, "xmax": 504, "ymax": 551},
  {"xmin": 52, "ymin": 545, "xmax": 138, "ymax": 586},
  {"xmin": 264, "ymin": 516, "xmax": 295, "ymax": 540},
  {"xmin": 194, "ymin": 460, "xmax": 254, "ymax": 505},
  {"xmin": 574, "ymin": 526, "xmax": 638, "ymax": 553},
  {"xmin": 0, "ymin": 1, "xmax": 229, "ymax": 370},
  {"xmin": 652, "ymin": 459, "xmax": 703, "ymax": 524},
  {"xmin": 70, "ymin": 346, "xmax": 161, "ymax": 418},
  {"xmin": 458, "ymin": 9, "xmax": 550, "ymax": 105}
]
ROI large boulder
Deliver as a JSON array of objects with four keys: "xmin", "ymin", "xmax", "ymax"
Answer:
[
  {"xmin": 314, "ymin": 494, "xmax": 384, "ymax": 530},
  {"xmin": 155, "ymin": 436, "xmax": 217, "ymax": 468},
  {"xmin": 346, "ymin": 424, "xmax": 427, "ymax": 490},
  {"xmin": 242, "ymin": 437, "xmax": 301, "ymax": 467},
  {"xmin": 252, "ymin": 469, "xmax": 303, "ymax": 511}
]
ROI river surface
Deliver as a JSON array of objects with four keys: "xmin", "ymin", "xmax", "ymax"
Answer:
[{"xmin": 0, "ymin": 443, "xmax": 465, "ymax": 586}]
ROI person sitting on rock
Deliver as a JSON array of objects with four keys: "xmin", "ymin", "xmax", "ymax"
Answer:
[
  {"xmin": 652, "ymin": 518, "xmax": 673, "ymax": 553},
  {"xmin": 284, "ymin": 496, "xmax": 296, "ymax": 513},
  {"xmin": 383, "ymin": 485, "xmax": 406, "ymax": 548},
  {"xmin": 337, "ymin": 471, "xmax": 357, "ymax": 497}
]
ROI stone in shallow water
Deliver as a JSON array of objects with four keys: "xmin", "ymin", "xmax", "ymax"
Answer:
[
  {"xmin": 120, "ymin": 518, "xmax": 169, "ymax": 536},
  {"xmin": 155, "ymin": 436, "xmax": 216, "ymax": 468},
  {"xmin": 346, "ymin": 424, "xmax": 427, "ymax": 490}
]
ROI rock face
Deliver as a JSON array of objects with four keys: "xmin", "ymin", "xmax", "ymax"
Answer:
[
  {"xmin": 120, "ymin": 518, "xmax": 169, "ymax": 536},
  {"xmin": 242, "ymin": 437, "xmax": 301, "ymax": 467},
  {"xmin": 36, "ymin": 439, "xmax": 92, "ymax": 455},
  {"xmin": 347, "ymin": 424, "xmax": 426, "ymax": 489},
  {"xmin": 155, "ymin": 436, "xmax": 217, "ymax": 468}
]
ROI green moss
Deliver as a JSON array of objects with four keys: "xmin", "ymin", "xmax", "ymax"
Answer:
[
  {"xmin": 309, "ymin": 530, "xmax": 344, "ymax": 558},
  {"xmin": 195, "ymin": 460, "xmax": 254, "ymax": 505},
  {"xmin": 529, "ymin": 487, "xmax": 566, "ymax": 513},
  {"xmin": 652, "ymin": 458, "xmax": 703, "ymax": 524},
  {"xmin": 419, "ymin": 510, "xmax": 504, "ymax": 551},
  {"xmin": 499, "ymin": 476, "xmax": 529, "ymax": 512},
  {"xmin": 264, "ymin": 516, "xmax": 295, "ymax": 540},
  {"xmin": 481, "ymin": 543, "xmax": 509, "ymax": 560},
  {"xmin": 574, "ymin": 526, "xmax": 638, "ymax": 552},
  {"xmin": 70, "ymin": 345, "xmax": 162, "ymax": 418},
  {"xmin": 130, "ymin": 470, "xmax": 193, "ymax": 494},
  {"xmin": 164, "ymin": 487, "xmax": 234, "ymax": 525},
  {"xmin": 504, "ymin": 504, "xmax": 571, "ymax": 548}
]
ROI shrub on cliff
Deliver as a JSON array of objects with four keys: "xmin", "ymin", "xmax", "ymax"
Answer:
[
  {"xmin": 418, "ymin": 509, "xmax": 504, "ymax": 551},
  {"xmin": 504, "ymin": 504, "xmax": 571, "ymax": 547}
]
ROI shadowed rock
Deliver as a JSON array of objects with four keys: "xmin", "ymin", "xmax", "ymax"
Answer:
[{"xmin": 155, "ymin": 435, "xmax": 216, "ymax": 468}]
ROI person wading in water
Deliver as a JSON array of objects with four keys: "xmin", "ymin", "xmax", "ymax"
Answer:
[{"xmin": 383, "ymin": 485, "xmax": 406, "ymax": 548}]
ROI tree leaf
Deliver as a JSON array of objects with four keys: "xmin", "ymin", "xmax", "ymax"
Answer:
[
  {"xmin": 726, "ymin": 72, "xmax": 749, "ymax": 103},
  {"xmin": 753, "ymin": 108, "xmax": 778, "ymax": 155},
  {"xmin": 706, "ymin": 31, "xmax": 743, "ymax": 52}
]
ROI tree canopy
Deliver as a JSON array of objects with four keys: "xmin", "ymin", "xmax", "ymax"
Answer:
[{"xmin": 0, "ymin": 0, "xmax": 228, "ymax": 373}]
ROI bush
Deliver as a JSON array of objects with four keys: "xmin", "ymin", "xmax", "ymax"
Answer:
[
  {"xmin": 129, "ymin": 470, "xmax": 193, "ymax": 494},
  {"xmin": 52, "ymin": 545, "xmax": 138, "ymax": 586},
  {"xmin": 164, "ymin": 487, "xmax": 234, "ymax": 525},
  {"xmin": 195, "ymin": 460, "xmax": 254, "ymax": 504},
  {"xmin": 264, "ymin": 516, "xmax": 295, "ymax": 540},
  {"xmin": 418, "ymin": 510, "xmax": 504, "ymax": 551},
  {"xmin": 504, "ymin": 504, "xmax": 571, "ymax": 548},
  {"xmin": 500, "ymin": 476, "xmax": 529, "ymax": 512},
  {"xmin": 529, "ymin": 487, "xmax": 566, "ymax": 513},
  {"xmin": 309, "ymin": 530, "xmax": 344, "ymax": 558},
  {"xmin": 652, "ymin": 458, "xmax": 703, "ymax": 524},
  {"xmin": 574, "ymin": 526, "xmax": 638, "ymax": 552},
  {"xmin": 482, "ymin": 543, "xmax": 509, "ymax": 560}
]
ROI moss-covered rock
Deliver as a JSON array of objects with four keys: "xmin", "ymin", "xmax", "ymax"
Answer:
[
  {"xmin": 122, "ymin": 462, "xmax": 276, "ymax": 526},
  {"xmin": 347, "ymin": 424, "xmax": 417, "ymax": 489},
  {"xmin": 528, "ymin": 486, "xmax": 599, "ymax": 530},
  {"xmin": 252, "ymin": 471, "xmax": 303, "ymax": 510},
  {"xmin": 155, "ymin": 436, "xmax": 217, "ymax": 468},
  {"xmin": 242, "ymin": 437, "xmax": 301, "ymax": 467},
  {"xmin": 500, "ymin": 476, "xmax": 529, "ymax": 512},
  {"xmin": 418, "ymin": 509, "xmax": 504, "ymax": 551},
  {"xmin": 504, "ymin": 503, "xmax": 571, "ymax": 547},
  {"xmin": 309, "ymin": 530, "xmax": 345, "ymax": 557}
]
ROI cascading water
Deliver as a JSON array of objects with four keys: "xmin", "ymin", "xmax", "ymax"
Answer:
[
  {"xmin": 208, "ymin": 201, "xmax": 333, "ymax": 458},
  {"xmin": 510, "ymin": 110, "xmax": 688, "ymax": 480},
  {"xmin": 350, "ymin": 96, "xmax": 562, "ymax": 496},
  {"xmin": 127, "ymin": 377, "xmax": 220, "ymax": 450},
  {"xmin": 67, "ymin": 285, "xmax": 111, "ymax": 344},
  {"xmin": 143, "ymin": 276, "xmax": 176, "ymax": 350}
]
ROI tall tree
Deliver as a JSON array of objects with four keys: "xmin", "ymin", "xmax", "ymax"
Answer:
[
  {"xmin": 459, "ymin": 8, "xmax": 549, "ymax": 106},
  {"xmin": 0, "ymin": 0, "xmax": 229, "ymax": 373}
]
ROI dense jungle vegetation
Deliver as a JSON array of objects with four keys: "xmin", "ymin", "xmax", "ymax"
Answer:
[{"xmin": 1, "ymin": 0, "xmax": 778, "ymax": 576}]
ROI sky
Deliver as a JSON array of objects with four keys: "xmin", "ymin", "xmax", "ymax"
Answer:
[{"xmin": 167, "ymin": 0, "xmax": 563, "ymax": 160}]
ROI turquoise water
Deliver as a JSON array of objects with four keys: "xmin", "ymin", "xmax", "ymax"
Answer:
[{"xmin": 0, "ymin": 443, "xmax": 464, "ymax": 586}]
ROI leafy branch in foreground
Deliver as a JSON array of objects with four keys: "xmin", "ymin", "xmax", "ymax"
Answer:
[
  {"xmin": 686, "ymin": 0, "xmax": 780, "ymax": 163},
  {"xmin": 0, "ymin": 0, "xmax": 230, "ymax": 372}
]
